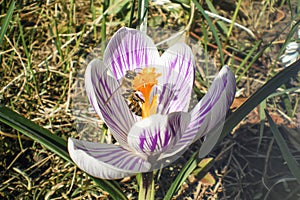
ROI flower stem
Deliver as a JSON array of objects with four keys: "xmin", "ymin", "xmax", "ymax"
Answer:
[{"xmin": 138, "ymin": 172, "xmax": 154, "ymax": 200}]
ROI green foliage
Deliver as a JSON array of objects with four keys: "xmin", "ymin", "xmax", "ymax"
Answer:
[
  {"xmin": 192, "ymin": 0, "xmax": 224, "ymax": 65},
  {"xmin": 163, "ymin": 152, "xmax": 198, "ymax": 200},
  {"xmin": 0, "ymin": 1, "xmax": 15, "ymax": 44},
  {"xmin": 266, "ymin": 110, "xmax": 300, "ymax": 184},
  {"xmin": 1, "ymin": 0, "xmax": 299, "ymax": 199},
  {"xmin": 220, "ymin": 60, "xmax": 300, "ymax": 142},
  {"xmin": 0, "ymin": 106, "xmax": 127, "ymax": 200}
]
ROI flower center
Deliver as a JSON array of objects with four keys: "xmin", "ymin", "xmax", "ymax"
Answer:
[{"xmin": 132, "ymin": 67, "xmax": 161, "ymax": 118}]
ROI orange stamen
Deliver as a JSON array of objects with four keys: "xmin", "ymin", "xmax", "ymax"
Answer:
[{"xmin": 132, "ymin": 67, "xmax": 161, "ymax": 118}]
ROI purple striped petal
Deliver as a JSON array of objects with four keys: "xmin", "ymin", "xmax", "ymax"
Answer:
[
  {"xmin": 127, "ymin": 112, "xmax": 191, "ymax": 160},
  {"xmin": 184, "ymin": 66, "xmax": 235, "ymax": 155},
  {"xmin": 85, "ymin": 59, "xmax": 139, "ymax": 147},
  {"xmin": 148, "ymin": 130, "xmax": 196, "ymax": 170},
  {"xmin": 68, "ymin": 138, "xmax": 151, "ymax": 179},
  {"xmin": 157, "ymin": 43, "xmax": 195, "ymax": 114},
  {"xmin": 155, "ymin": 66, "xmax": 235, "ymax": 163},
  {"xmin": 104, "ymin": 27, "xmax": 160, "ymax": 79},
  {"xmin": 186, "ymin": 65, "xmax": 235, "ymax": 140}
]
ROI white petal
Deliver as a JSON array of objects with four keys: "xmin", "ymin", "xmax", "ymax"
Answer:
[
  {"xmin": 104, "ymin": 27, "xmax": 160, "ymax": 79},
  {"xmin": 185, "ymin": 65, "xmax": 236, "ymax": 156},
  {"xmin": 85, "ymin": 59, "xmax": 138, "ymax": 147},
  {"xmin": 68, "ymin": 138, "xmax": 151, "ymax": 179},
  {"xmin": 198, "ymin": 120, "xmax": 225, "ymax": 158},
  {"xmin": 157, "ymin": 43, "xmax": 195, "ymax": 114}
]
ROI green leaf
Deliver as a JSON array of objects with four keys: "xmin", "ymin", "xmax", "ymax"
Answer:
[
  {"xmin": 257, "ymin": 100, "xmax": 266, "ymax": 150},
  {"xmin": 0, "ymin": 1, "xmax": 15, "ymax": 44},
  {"xmin": 0, "ymin": 105, "xmax": 69, "ymax": 161},
  {"xmin": 176, "ymin": 59, "xmax": 300, "ymax": 198},
  {"xmin": 265, "ymin": 110, "xmax": 300, "ymax": 184},
  {"xmin": 220, "ymin": 59, "xmax": 300, "ymax": 142},
  {"xmin": 0, "ymin": 105, "xmax": 127, "ymax": 200},
  {"xmin": 192, "ymin": 157, "xmax": 214, "ymax": 176},
  {"xmin": 92, "ymin": 177, "xmax": 127, "ymax": 200},
  {"xmin": 163, "ymin": 152, "xmax": 198, "ymax": 200}
]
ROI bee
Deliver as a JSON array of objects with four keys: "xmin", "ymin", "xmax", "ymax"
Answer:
[
  {"xmin": 122, "ymin": 89, "xmax": 144, "ymax": 116},
  {"xmin": 105, "ymin": 70, "xmax": 144, "ymax": 116}
]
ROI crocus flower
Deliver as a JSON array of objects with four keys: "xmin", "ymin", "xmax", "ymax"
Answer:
[{"xmin": 68, "ymin": 27, "xmax": 236, "ymax": 179}]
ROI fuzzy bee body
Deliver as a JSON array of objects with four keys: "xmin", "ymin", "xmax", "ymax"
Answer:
[
  {"xmin": 123, "ymin": 91, "xmax": 144, "ymax": 116},
  {"xmin": 106, "ymin": 70, "xmax": 144, "ymax": 116}
]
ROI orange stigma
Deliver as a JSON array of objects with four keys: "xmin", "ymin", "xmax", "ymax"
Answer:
[{"xmin": 132, "ymin": 67, "xmax": 161, "ymax": 118}]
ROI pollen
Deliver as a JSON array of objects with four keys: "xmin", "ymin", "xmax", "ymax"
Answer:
[{"xmin": 132, "ymin": 67, "xmax": 161, "ymax": 118}]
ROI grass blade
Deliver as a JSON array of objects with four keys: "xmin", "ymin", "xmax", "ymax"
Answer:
[
  {"xmin": 265, "ymin": 110, "xmax": 300, "ymax": 184},
  {"xmin": 163, "ymin": 152, "xmax": 198, "ymax": 200},
  {"xmin": 0, "ymin": 105, "xmax": 127, "ymax": 200},
  {"xmin": 101, "ymin": 0, "xmax": 109, "ymax": 53},
  {"xmin": 258, "ymin": 100, "xmax": 266, "ymax": 150},
  {"xmin": 0, "ymin": 105, "xmax": 69, "ymax": 161},
  {"xmin": 192, "ymin": 0, "xmax": 224, "ymax": 65},
  {"xmin": 179, "ymin": 55, "xmax": 300, "ymax": 200},
  {"xmin": 129, "ymin": 0, "xmax": 137, "ymax": 28},
  {"xmin": 235, "ymin": 40, "xmax": 262, "ymax": 82},
  {"xmin": 220, "ymin": 59, "xmax": 300, "ymax": 141},
  {"xmin": 226, "ymin": 0, "xmax": 242, "ymax": 39},
  {"xmin": 137, "ymin": 0, "xmax": 148, "ymax": 32},
  {"xmin": 92, "ymin": 177, "xmax": 127, "ymax": 200},
  {"xmin": 0, "ymin": 1, "xmax": 15, "ymax": 44},
  {"xmin": 205, "ymin": 0, "xmax": 228, "ymax": 34}
]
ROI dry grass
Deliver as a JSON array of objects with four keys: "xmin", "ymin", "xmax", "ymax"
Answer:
[{"xmin": 1, "ymin": 0, "xmax": 299, "ymax": 199}]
